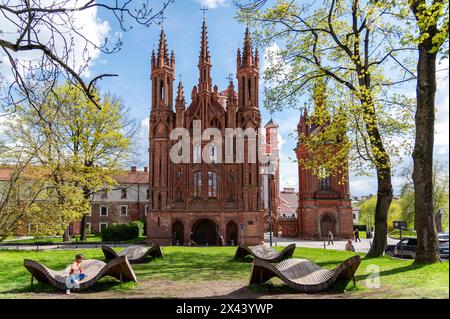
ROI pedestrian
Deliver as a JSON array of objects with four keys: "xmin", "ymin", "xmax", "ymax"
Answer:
[
  {"xmin": 354, "ymin": 229, "xmax": 361, "ymax": 242},
  {"xmin": 65, "ymin": 254, "xmax": 86, "ymax": 295},
  {"xmin": 345, "ymin": 239, "xmax": 355, "ymax": 252},
  {"xmin": 327, "ymin": 230, "xmax": 334, "ymax": 245},
  {"xmin": 219, "ymin": 235, "xmax": 224, "ymax": 246}
]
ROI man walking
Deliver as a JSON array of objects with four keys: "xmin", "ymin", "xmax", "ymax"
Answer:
[
  {"xmin": 327, "ymin": 230, "xmax": 334, "ymax": 245},
  {"xmin": 354, "ymin": 228, "xmax": 361, "ymax": 243}
]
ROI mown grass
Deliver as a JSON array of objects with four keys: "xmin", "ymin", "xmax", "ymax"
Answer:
[{"xmin": 0, "ymin": 246, "xmax": 447, "ymax": 298}]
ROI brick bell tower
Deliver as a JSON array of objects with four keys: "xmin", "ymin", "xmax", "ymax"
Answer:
[
  {"xmin": 236, "ymin": 28, "xmax": 262, "ymax": 213},
  {"xmin": 148, "ymin": 28, "xmax": 175, "ymax": 222},
  {"xmin": 295, "ymin": 82, "xmax": 353, "ymax": 240}
]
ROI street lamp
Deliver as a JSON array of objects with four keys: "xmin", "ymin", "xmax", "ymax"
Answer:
[{"xmin": 260, "ymin": 157, "xmax": 275, "ymax": 247}]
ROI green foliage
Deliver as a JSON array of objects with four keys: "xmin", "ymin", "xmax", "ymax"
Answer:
[
  {"xmin": 398, "ymin": 161, "xmax": 450, "ymax": 231},
  {"xmin": 129, "ymin": 220, "xmax": 145, "ymax": 237},
  {"xmin": 237, "ymin": 0, "xmax": 416, "ymax": 179},
  {"xmin": 359, "ymin": 196, "xmax": 403, "ymax": 231},
  {"xmin": 0, "ymin": 83, "xmax": 137, "ymax": 238},
  {"xmin": 100, "ymin": 223, "xmax": 140, "ymax": 242}
]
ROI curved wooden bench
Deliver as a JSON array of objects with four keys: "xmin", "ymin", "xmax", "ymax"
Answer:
[
  {"xmin": 249, "ymin": 255, "xmax": 361, "ymax": 293},
  {"xmin": 24, "ymin": 256, "xmax": 137, "ymax": 291},
  {"xmin": 234, "ymin": 244, "xmax": 296, "ymax": 263},
  {"xmin": 102, "ymin": 245, "xmax": 163, "ymax": 263}
]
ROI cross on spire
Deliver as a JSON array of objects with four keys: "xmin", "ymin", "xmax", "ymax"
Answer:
[
  {"xmin": 179, "ymin": 74, "xmax": 183, "ymax": 82},
  {"xmin": 227, "ymin": 73, "xmax": 234, "ymax": 83},
  {"xmin": 200, "ymin": 6, "xmax": 208, "ymax": 19},
  {"xmin": 159, "ymin": 12, "xmax": 166, "ymax": 29}
]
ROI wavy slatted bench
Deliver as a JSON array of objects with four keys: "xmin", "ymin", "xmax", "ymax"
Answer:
[
  {"xmin": 102, "ymin": 245, "xmax": 163, "ymax": 264},
  {"xmin": 24, "ymin": 256, "xmax": 137, "ymax": 291},
  {"xmin": 249, "ymin": 255, "xmax": 361, "ymax": 293},
  {"xmin": 234, "ymin": 244, "xmax": 296, "ymax": 263}
]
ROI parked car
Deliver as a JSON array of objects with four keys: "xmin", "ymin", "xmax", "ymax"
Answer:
[
  {"xmin": 439, "ymin": 240, "xmax": 449, "ymax": 259},
  {"xmin": 438, "ymin": 233, "xmax": 449, "ymax": 242},
  {"xmin": 385, "ymin": 236, "xmax": 449, "ymax": 259},
  {"xmin": 385, "ymin": 237, "xmax": 417, "ymax": 259}
]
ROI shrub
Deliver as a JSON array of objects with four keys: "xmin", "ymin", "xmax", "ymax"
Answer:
[
  {"xmin": 130, "ymin": 220, "xmax": 145, "ymax": 236},
  {"xmin": 101, "ymin": 223, "xmax": 139, "ymax": 242}
]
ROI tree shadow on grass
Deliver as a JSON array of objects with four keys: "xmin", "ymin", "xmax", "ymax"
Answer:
[{"xmin": 354, "ymin": 257, "xmax": 427, "ymax": 282}]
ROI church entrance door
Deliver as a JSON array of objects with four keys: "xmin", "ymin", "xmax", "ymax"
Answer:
[
  {"xmin": 191, "ymin": 219, "xmax": 218, "ymax": 245},
  {"xmin": 225, "ymin": 221, "xmax": 238, "ymax": 245},
  {"xmin": 172, "ymin": 221, "xmax": 184, "ymax": 245},
  {"xmin": 320, "ymin": 214, "xmax": 336, "ymax": 238}
]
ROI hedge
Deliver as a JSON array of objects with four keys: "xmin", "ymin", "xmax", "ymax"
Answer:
[{"xmin": 101, "ymin": 222, "xmax": 140, "ymax": 242}]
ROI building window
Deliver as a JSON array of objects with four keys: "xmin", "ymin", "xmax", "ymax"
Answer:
[
  {"xmin": 145, "ymin": 205, "xmax": 149, "ymax": 217},
  {"xmin": 209, "ymin": 144, "xmax": 218, "ymax": 163},
  {"xmin": 193, "ymin": 171, "xmax": 202, "ymax": 197},
  {"xmin": 99, "ymin": 223, "xmax": 108, "ymax": 232},
  {"xmin": 319, "ymin": 176, "xmax": 332, "ymax": 191},
  {"xmin": 100, "ymin": 206, "xmax": 108, "ymax": 216},
  {"xmin": 121, "ymin": 188, "xmax": 127, "ymax": 199},
  {"xmin": 146, "ymin": 188, "xmax": 150, "ymax": 199},
  {"xmin": 208, "ymin": 171, "xmax": 217, "ymax": 198},
  {"xmin": 86, "ymin": 223, "xmax": 91, "ymax": 233},
  {"xmin": 177, "ymin": 169, "xmax": 182, "ymax": 178},
  {"xmin": 101, "ymin": 189, "xmax": 108, "ymax": 199},
  {"xmin": 120, "ymin": 205, "xmax": 128, "ymax": 216}
]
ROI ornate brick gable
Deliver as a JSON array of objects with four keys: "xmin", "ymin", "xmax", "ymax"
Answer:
[{"xmin": 147, "ymin": 20, "xmax": 265, "ymax": 245}]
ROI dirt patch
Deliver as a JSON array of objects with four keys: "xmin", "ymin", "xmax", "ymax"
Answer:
[{"xmin": 15, "ymin": 279, "xmax": 351, "ymax": 299}]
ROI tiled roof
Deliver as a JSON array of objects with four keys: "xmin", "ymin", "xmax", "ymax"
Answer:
[
  {"xmin": 115, "ymin": 170, "xmax": 149, "ymax": 184},
  {"xmin": 0, "ymin": 167, "xmax": 13, "ymax": 181},
  {"xmin": 0, "ymin": 166, "xmax": 149, "ymax": 185}
]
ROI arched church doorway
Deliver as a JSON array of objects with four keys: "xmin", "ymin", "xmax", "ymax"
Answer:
[
  {"xmin": 191, "ymin": 219, "xmax": 218, "ymax": 245},
  {"xmin": 172, "ymin": 221, "xmax": 184, "ymax": 245},
  {"xmin": 225, "ymin": 221, "xmax": 238, "ymax": 245},
  {"xmin": 320, "ymin": 214, "xmax": 337, "ymax": 238}
]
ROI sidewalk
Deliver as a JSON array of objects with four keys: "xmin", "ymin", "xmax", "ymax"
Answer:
[{"xmin": 265, "ymin": 233, "xmax": 399, "ymax": 253}]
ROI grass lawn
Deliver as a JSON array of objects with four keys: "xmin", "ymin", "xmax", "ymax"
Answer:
[
  {"xmin": 388, "ymin": 230, "xmax": 417, "ymax": 239},
  {"xmin": 0, "ymin": 246, "xmax": 447, "ymax": 299}
]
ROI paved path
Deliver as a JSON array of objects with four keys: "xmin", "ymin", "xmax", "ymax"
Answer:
[{"xmin": 265, "ymin": 233, "xmax": 399, "ymax": 253}]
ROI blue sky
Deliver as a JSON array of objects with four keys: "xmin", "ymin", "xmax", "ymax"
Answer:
[{"xmin": 86, "ymin": 0, "xmax": 449, "ymax": 197}]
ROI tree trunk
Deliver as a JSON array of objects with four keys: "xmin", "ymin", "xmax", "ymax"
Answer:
[
  {"xmin": 79, "ymin": 187, "xmax": 90, "ymax": 241},
  {"xmin": 358, "ymin": 91, "xmax": 394, "ymax": 258},
  {"xmin": 80, "ymin": 214, "xmax": 87, "ymax": 241},
  {"xmin": 62, "ymin": 227, "xmax": 70, "ymax": 242},
  {"xmin": 413, "ymin": 43, "xmax": 439, "ymax": 264},
  {"xmin": 366, "ymin": 166, "xmax": 393, "ymax": 257}
]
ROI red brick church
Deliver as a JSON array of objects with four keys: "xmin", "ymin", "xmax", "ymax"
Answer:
[{"xmin": 147, "ymin": 18, "xmax": 265, "ymax": 245}]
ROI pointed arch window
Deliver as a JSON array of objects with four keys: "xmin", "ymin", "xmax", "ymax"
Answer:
[
  {"xmin": 193, "ymin": 143, "xmax": 202, "ymax": 163},
  {"xmin": 318, "ymin": 168, "xmax": 332, "ymax": 191},
  {"xmin": 209, "ymin": 144, "xmax": 218, "ymax": 163},
  {"xmin": 193, "ymin": 171, "xmax": 202, "ymax": 197},
  {"xmin": 208, "ymin": 171, "xmax": 217, "ymax": 198}
]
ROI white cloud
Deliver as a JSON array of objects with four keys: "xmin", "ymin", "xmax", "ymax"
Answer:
[{"xmin": 196, "ymin": 0, "xmax": 228, "ymax": 9}]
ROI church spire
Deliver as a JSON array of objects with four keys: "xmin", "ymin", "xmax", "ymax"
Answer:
[
  {"xmin": 198, "ymin": 17, "xmax": 212, "ymax": 92},
  {"xmin": 157, "ymin": 28, "xmax": 170, "ymax": 67},
  {"xmin": 176, "ymin": 80, "xmax": 185, "ymax": 102},
  {"xmin": 199, "ymin": 17, "xmax": 211, "ymax": 64},
  {"xmin": 242, "ymin": 27, "xmax": 253, "ymax": 66}
]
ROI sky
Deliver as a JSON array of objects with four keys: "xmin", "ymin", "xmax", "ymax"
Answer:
[
  {"xmin": 2, "ymin": 0, "xmax": 448, "ymax": 197},
  {"xmin": 90, "ymin": 0, "xmax": 449, "ymax": 197}
]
